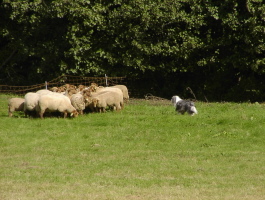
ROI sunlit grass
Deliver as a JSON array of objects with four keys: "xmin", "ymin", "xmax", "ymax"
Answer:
[{"xmin": 0, "ymin": 95, "xmax": 265, "ymax": 199}]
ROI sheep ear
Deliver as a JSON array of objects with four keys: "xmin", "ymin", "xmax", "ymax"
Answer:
[{"xmin": 70, "ymin": 113, "xmax": 73, "ymax": 116}]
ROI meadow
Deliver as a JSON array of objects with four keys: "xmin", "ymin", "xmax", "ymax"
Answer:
[{"xmin": 0, "ymin": 95, "xmax": 264, "ymax": 200}]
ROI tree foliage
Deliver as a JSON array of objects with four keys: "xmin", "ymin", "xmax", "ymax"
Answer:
[{"xmin": 0, "ymin": 0, "xmax": 264, "ymax": 100}]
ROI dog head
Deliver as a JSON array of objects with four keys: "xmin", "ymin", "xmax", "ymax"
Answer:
[{"xmin": 171, "ymin": 95, "xmax": 182, "ymax": 107}]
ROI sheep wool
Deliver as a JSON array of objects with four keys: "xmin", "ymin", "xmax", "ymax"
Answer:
[
  {"xmin": 8, "ymin": 97, "xmax": 25, "ymax": 117},
  {"xmin": 70, "ymin": 93, "xmax": 85, "ymax": 115},
  {"xmin": 110, "ymin": 85, "xmax": 129, "ymax": 102},
  {"xmin": 38, "ymin": 94, "xmax": 78, "ymax": 119},
  {"xmin": 36, "ymin": 89, "xmax": 53, "ymax": 96},
  {"xmin": 24, "ymin": 92, "xmax": 40, "ymax": 111},
  {"xmin": 92, "ymin": 90, "xmax": 123, "ymax": 113}
]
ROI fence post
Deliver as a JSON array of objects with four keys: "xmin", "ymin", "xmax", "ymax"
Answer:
[{"xmin": 105, "ymin": 74, "xmax": 108, "ymax": 87}]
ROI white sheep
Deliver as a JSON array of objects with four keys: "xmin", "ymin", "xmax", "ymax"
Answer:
[
  {"xmin": 8, "ymin": 97, "xmax": 25, "ymax": 117},
  {"xmin": 110, "ymin": 85, "xmax": 129, "ymax": 102},
  {"xmin": 48, "ymin": 91, "xmax": 71, "ymax": 102},
  {"xmin": 84, "ymin": 97, "xmax": 95, "ymax": 113},
  {"xmin": 36, "ymin": 89, "xmax": 53, "ymax": 96},
  {"xmin": 24, "ymin": 92, "xmax": 40, "ymax": 117},
  {"xmin": 70, "ymin": 93, "xmax": 85, "ymax": 115},
  {"xmin": 83, "ymin": 87, "xmax": 124, "ymax": 112},
  {"xmin": 95, "ymin": 87, "xmax": 124, "ymax": 105},
  {"xmin": 95, "ymin": 86, "xmax": 123, "ymax": 95},
  {"xmin": 38, "ymin": 94, "xmax": 78, "ymax": 119},
  {"xmin": 91, "ymin": 90, "xmax": 124, "ymax": 113}
]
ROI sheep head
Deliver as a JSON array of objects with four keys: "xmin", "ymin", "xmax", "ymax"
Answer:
[
  {"xmin": 92, "ymin": 98, "xmax": 99, "ymax": 108},
  {"xmin": 70, "ymin": 110, "xmax": 79, "ymax": 118},
  {"xmin": 50, "ymin": 87, "xmax": 58, "ymax": 92},
  {"xmin": 58, "ymin": 86, "xmax": 65, "ymax": 92},
  {"xmin": 82, "ymin": 89, "xmax": 91, "ymax": 97},
  {"xmin": 89, "ymin": 83, "xmax": 98, "ymax": 92},
  {"xmin": 78, "ymin": 85, "xmax": 85, "ymax": 91},
  {"xmin": 67, "ymin": 89, "xmax": 77, "ymax": 97},
  {"xmin": 64, "ymin": 84, "xmax": 76, "ymax": 90},
  {"xmin": 90, "ymin": 82, "xmax": 98, "ymax": 87},
  {"xmin": 84, "ymin": 97, "xmax": 92, "ymax": 106}
]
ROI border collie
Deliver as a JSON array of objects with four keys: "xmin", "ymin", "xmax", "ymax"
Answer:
[{"xmin": 171, "ymin": 95, "xmax": 198, "ymax": 116}]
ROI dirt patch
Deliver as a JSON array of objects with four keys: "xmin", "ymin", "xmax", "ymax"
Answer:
[{"xmin": 128, "ymin": 94, "xmax": 171, "ymax": 106}]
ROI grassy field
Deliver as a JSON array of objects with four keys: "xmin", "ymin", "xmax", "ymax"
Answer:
[{"xmin": 0, "ymin": 94, "xmax": 265, "ymax": 200}]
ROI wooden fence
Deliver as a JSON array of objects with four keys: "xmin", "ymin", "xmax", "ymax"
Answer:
[{"xmin": 0, "ymin": 75, "xmax": 127, "ymax": 96}]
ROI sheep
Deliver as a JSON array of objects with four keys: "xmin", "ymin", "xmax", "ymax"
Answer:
[
  {"xmin": 8, "ymin": 97, "xmax": 25, "ymax": 117},
  {"xmin": 48, "ymin": 91, "xmax": 71, "ymax": 100},
  {"xmin": 84, "ymin": 96, "xmax": 95, "ymax": 113},
  {"xmin": 83, "ymin": 87, "xmax": 124, "ymax": 113},
  {"xmin": 36, "ymin": 89, "xmax": 53, "ymax": 96},
  {"xmin": 57, "ymin": 86, "xmax": 66, "ymax": 93},
  {"xmin": 82, "ymin": 87, "xmax": 119, "ymax": 112},
  {"xmin": 50, "ymin": 87, "xmax": 59, "ymax": 92},
  {"xmin": 65, "ymin": 84, "xmax": 76, "ymax": 89},
  {"xmin": 77, "ymin": 84, "xmax": 86, "ymax": 92},
  {"xmin": 70, "ymin": 93, "xmax": 85, "ymax": 115},
  {"xmin": 110, "ymin": 85, "xmax": 129, "ymax": 102},
  {"xmin": 64, "ymin": 88, "xmax": 78, "ymax": 98},
  {"xmin": 90, "ymin": 83, "xmax": 98, "ymax": 92},
  {"xmin": 24, "ymin": 91, "xmax": 69, "ymax": 118},
  {"xmin": 82, "ymin": 88, "xmax": 92, "ymax": 98},
  {"xmin": 24, "ymin": 92, "xmax": 40, "ymax": 117},
  {"xmin": 94, "ymin": 87, "xmax": 124, "ymax": 100},
  {"xmin": 37, "ymin": 89, "xmax": 70, "ymax": 100},
  {"xmin": 38, "ymin": 94, "xmax": 78, "ymax": 119},
  {"xmin": 81, "ymin": 89, "xmax": 98, "ymax": 113},
  {"xmin": 91, "ymin": 90, "xmax": 124, "ymax": 113}
]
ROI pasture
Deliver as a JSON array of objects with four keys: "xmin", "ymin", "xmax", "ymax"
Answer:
[{"xmin": 0, "ymin": 94, "xmax": 265, "ymax": 200}]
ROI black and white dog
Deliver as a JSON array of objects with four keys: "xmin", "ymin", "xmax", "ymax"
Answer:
[{"xmin": 171, "ymin": 95, "xmax": 198, "ymax": 116}]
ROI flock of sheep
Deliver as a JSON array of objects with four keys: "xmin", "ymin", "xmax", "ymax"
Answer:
[{"xmin": 7, "ymin": 83, "xmax": 129, "ymax": 119}]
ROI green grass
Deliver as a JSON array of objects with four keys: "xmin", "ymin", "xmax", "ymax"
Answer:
[{"xmin": 0, "ymin": 94, "xmax": 265, "ymax": 199}]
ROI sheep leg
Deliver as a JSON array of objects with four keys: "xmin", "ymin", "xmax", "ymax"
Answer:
[
  {"xmin": 39, "ymin": 111, "xmax": 45, "ymax": 119},
  {"xmin": 63, "ymin": 112, "xmax": 68, "ymax": 118},
  {"xmin": 97, "ymin": 107, "xmax": 103, "ymax": 113},
  {"xmin": 24, "ymin": 110, "xmax": 27, "ymax": 118},
  {"xmin": 115, "ymin": 103, "xmax": 121, "ymax": 111},
  {"xmin": 121, "ymin": 102, "xmax": 124, "ymax": 109}
]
